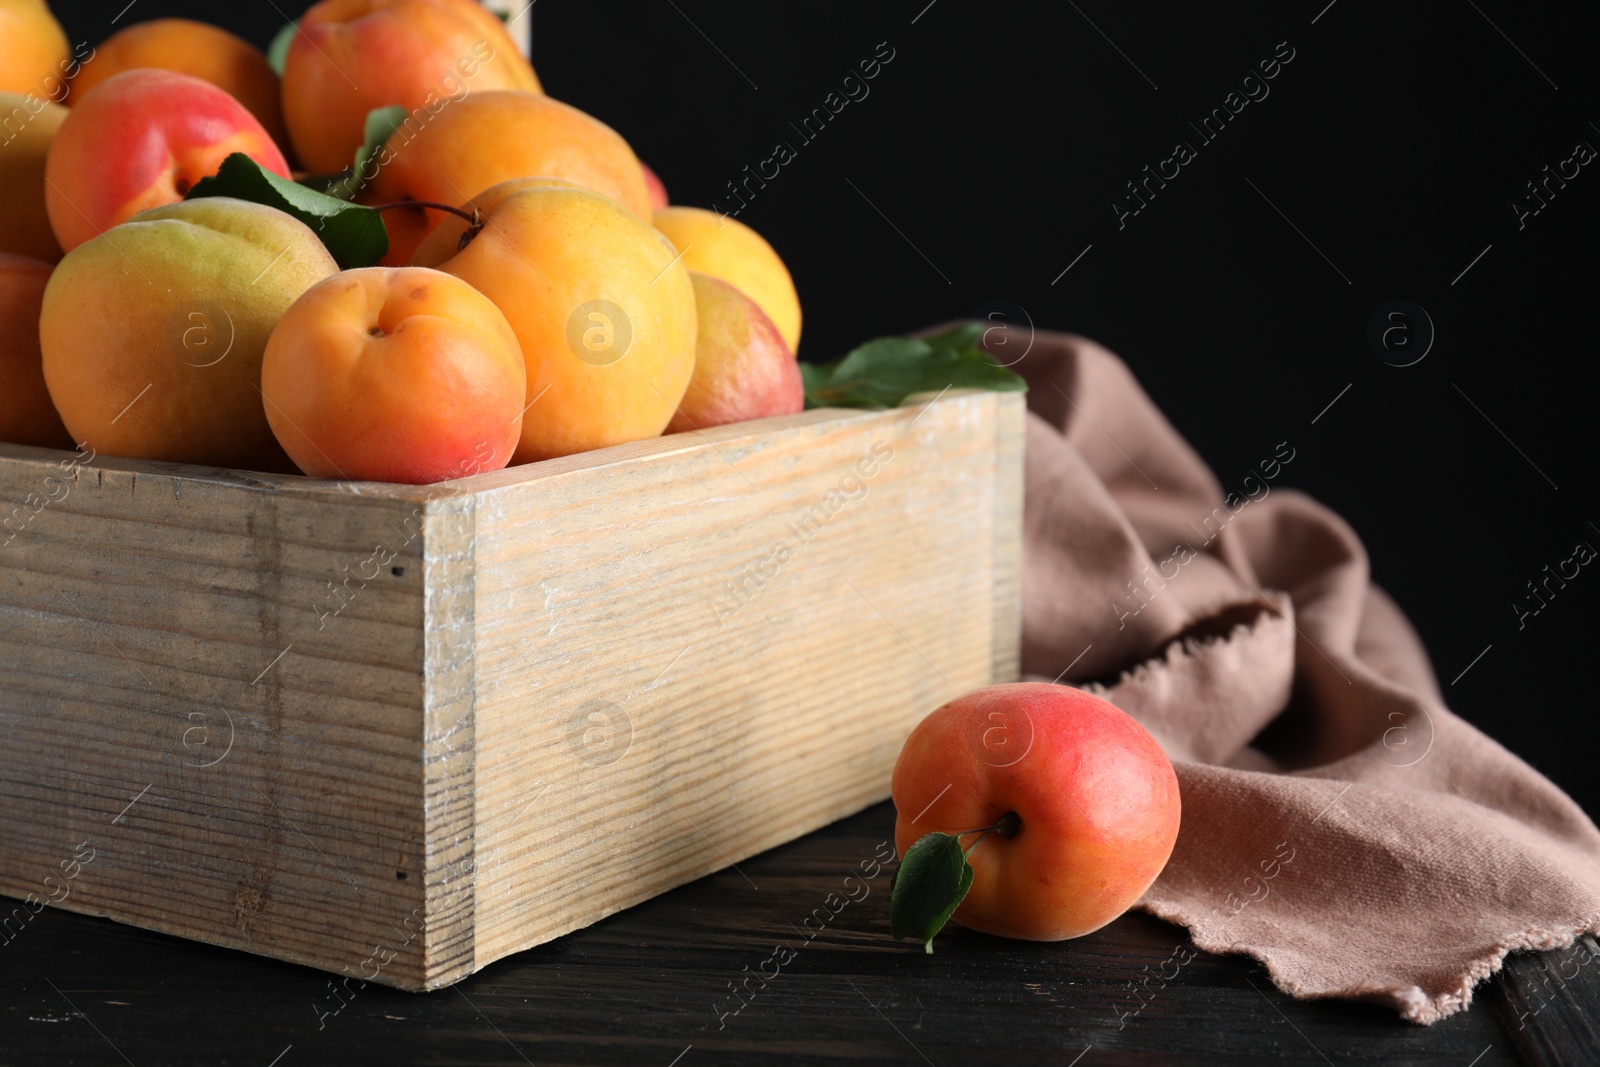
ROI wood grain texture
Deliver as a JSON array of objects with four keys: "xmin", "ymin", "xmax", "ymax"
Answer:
[
  {"xmin": 1485, "ymin": 934, "xmax": 1600, "ymax": 1065},
  {"xmin": 0, "ymin": 801, "xmax": 1531, "ymax": 1066},
  {"xmin": 0, "ymin": 390, "xmax": 1023, "ymax": 991},
  {"xmin": 0, "ymin": 448, "xmax": 438, "ymax": 988},
  {"xmin": 466, "ymin": 389, "xmax": 1024, "ymax": 975}
]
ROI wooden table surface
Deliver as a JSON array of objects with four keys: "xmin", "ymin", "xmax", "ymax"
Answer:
[{"xmin": 2, "ymin": 801, "xmax": 1592, "ymax": 1066}]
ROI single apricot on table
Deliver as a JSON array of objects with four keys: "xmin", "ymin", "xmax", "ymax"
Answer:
[
  {"xmin": 44, "ymin": 69, "xmax": 290, "ymax": 253},
  {"xmin": 0, "ymin": 253, "xmax": 71, "ymax": 448},
  {"xmin": 891, "ymin": 683, "xmax": 1182, "ymax": 944},
  {"xmin": 412, "ymin": 179, "xmax": 696, "ymax": 463},
  {"xmin": 283, "ymin": 0, "xmax": 541, "ymax": 174},
  {"xmin": 652, "ymin": 206, "xmax": 802, "ymax": 354},
  {"xmin": 67, "ymin": 18, "xmax": 290, "ymax": 150},
  {"xmin": 0, "ymin": 90, "xmax": 67, "ymax": 262},
  {"xmin": 368, "ymin": 91, "xmax": 651, "ymax": 265},
  {"xmin": 0, "ymin": 0, "xmax": 69, "ymax": 96},
  {"xmin": 40, "ymin": 198, "xmax": 338, "ymax": 472},
  {"xmin": 261, "ymin": 267, "xmax": 526, "ymax": 484}
]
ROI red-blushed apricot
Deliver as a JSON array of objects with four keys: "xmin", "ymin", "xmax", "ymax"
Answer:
[
  {"xmin": 67, "ymin": 19, "xmax": 290, "ymax": 150},
  {"xmin": 0, "ymin": 253, "xmax": 70, "ymax": 448},
  {"xmin": 367, "ymin": 91, "xmax": 651, "ymax": 265},
  {"xmin": 667, "ymin": 273, "xmax": 801, "ymax": 434},
  {"xmin": 261, "ymin": 267, "xmax": 525, "ymax": 484},
  {"xmin": 0, "ymin": 90, "xmax": 66, "ymax": 262},
  {"xmin": 641, "ymin": 161, "xmax": 668, "ymax": 212},
  {"xmin": 44, "ymin": 69, "xmax": 290, "ymax": 253},
  {"xmin": 892, "ymin": 683, "xmax": 1181, "ymax": 941},
  {"xmin": 411, "ymin": 179, "xmax": 695, "ymax": 463},
  {"xmin": 652, "ymin": 206, "xmax": 802, "ymax": 353},
  {"xmin": 39, "ymin": 198, "xmax": 338, "ymax": 471},
  {"xmin": 284, "ymin": 0, "xmax": 541, "ymax": 174}
]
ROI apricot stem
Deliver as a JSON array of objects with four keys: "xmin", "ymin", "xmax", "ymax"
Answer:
[
  {"xmin": 364, "ymin": 201, "xmax": 486, "ymax": 250},
  {"xmin": 956, "ymin": 810, "xmax": 1022, "ymax": 855}
]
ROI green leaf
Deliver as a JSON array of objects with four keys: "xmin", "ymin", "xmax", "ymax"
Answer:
[
  {"xmin": 889, "ymin": 832, "xmax": 975, "ymax": 953},
  {"xmin": 920, "ymin": 322, "xmax": 986, "ymax": 354},
  {"xmin": 185, "ymin": 153, "xmax": 388, "ymax": 270},
  {"xmin": 302, "ymin": 105, "xmax": 412, "ymax": 200},
  {"xmin": 266, "ymin": 22, "xmax": 297, "ymax": 77},
  {"xmin": 802, "ymin": 329, "xmax": 1026, "ymax": 410}
]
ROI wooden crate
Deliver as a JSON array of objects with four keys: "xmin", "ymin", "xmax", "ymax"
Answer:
[{"xmin": 0, "ymin": 389, "xmax": 1022, "ymax": 990}]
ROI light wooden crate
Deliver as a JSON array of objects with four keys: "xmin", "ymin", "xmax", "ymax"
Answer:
[{"xmin": 0, "ymin": 389, "xmax": 1022, "ymax": 989}]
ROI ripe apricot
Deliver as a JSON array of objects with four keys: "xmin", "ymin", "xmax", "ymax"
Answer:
[
  {"xmin": 0, "ymin": 253, "xmax": 70, "ymax": 448},
  {"xmin": 667, "ymin": 273, "xmax": 801, "ymax": 434},
  {"xmin": 892, "ymin": 683, "xmax": 1181, "ymax": 941},
  {"xmin": 0, "ymin": 91, "xmax": 66, "ymax": 261},
  {"xmin": 0, "ymin": 0, "xmax": 69, "ymax": 97},
  {"xmin": 45, "ymin": 69, "xmax": 290, "ymax": 253},
  {"xmin": 368, "ymin": 91, "xmax": 651, "ymax": 265},
  {"xmin": 67, "ymin": 19, "xmax": 289, "ymax": 151},
  {"xmin": 412, "ymin": 180, "xmax": 696, "ymax": 463},
  {"xmin": 641, "ymin": 161, "xmax": 669, "ymax": 211},
  {"xmin": 261, "ymin": 267, "xmax": 525, "ymax": 484},
  {"xmin": 40, "ymin": 198, "xmax": 338, "ymax": 471},
  {"xmin": 284, "ymin": 0, "xmax": 542, "ymax": 174},
  {"xmin": 653, "ymin": 206, "xmax": 802, "ymax": 353}
]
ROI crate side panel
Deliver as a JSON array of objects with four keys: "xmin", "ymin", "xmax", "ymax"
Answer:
[
  {"xmin": 0, "ymin": 461, "xmax": 432, "ymax": 985},
  {"xmin": 419, "ymin": 496, "xmax": 478, "ymax": 988},
  {"xmin": 468, "ymin": 391, "xmax": 1018, "ymax": 964},
  {"xmin": 991, "ymin": 392, "xmax": 1025, "ymax": 683}
]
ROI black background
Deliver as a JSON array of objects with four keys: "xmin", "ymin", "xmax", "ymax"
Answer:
[{"xmin": 52, "ymin": 1, "xmax": 1598, "ymax": 818}]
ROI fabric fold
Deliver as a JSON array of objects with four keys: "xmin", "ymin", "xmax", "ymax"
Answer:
[{"xmin": 987, "ymin": 322, "xmax": 1600, "ymax": 1023}]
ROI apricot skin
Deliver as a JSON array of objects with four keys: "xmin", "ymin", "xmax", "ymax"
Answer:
[
  {"xmin": 369, "ymin": 91, "xmax": 651, "ymax": 265},
  {"xmin": 0, "ymin": 91, "xmax": 66, "ymax": 262},
  {"xmin": 667, "ymin": 273, "xmax": 802, "ymax": 434},
  {"xmin": 67, "ymin": 19, "xmax": 289, "ymax": 150},
  {"xmin": 412, "ymin": 181, "xmax": 696, "ymax": 463},
  {"xmin": 44, "ymin": 69, "xmax": 290, "ymax": 253},
  {"xmin": 891, "ymin": 683, "xmax": 1181, "ymax": 941},
  {"xmin": 284, "ymin": 0, "xmax": 542, "ymax": 174},
  {"xmin": 0, "ymin": 0, "xmax": 69, "ymax": 97},
  {"xmin": 261, "ymin": 267, "xmax": 526, "ymax": 484},
  {"xmin": 39, "ymin": 198, "xmax": 338, "ymax": 472},
  {"xmin": 0, "ymin": 253, "xmax": 71, "ymax": 448},
  {"xmin": 652, "ymin": 206, "xmax": 802, "ymax": 354}
]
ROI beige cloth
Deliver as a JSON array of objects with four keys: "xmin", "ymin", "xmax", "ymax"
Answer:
[{"xmin": 994, "ymin": 323, "xmax": 1600, "ymax": 1023}]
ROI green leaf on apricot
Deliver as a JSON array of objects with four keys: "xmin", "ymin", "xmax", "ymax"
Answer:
[
  {"xmin": 185, "ymin": 153, "xmax": 389, "ymax": 271},
  {"xmin": 266, "ymin": 22, "xmax": 297, "ymax": 77},
  {"xmin": 802, "ymin": 327, "xmax": 1026, "ymax": 410},
  {"xmin": 298, "ymin": 106, "xmax": 410, "ymax": 201},
  {"xmin": 889, "ymin": 831, "xmax": 975, "ymax": 953}
]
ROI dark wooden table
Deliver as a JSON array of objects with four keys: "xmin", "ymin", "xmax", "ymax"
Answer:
[{"xmin": 1, "ymin": 802, "xmax": 1592, "ymax": 1066}]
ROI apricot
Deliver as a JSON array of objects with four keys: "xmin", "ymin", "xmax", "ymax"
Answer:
[
  {"xmin": 284, "ymin": 0, "xmax": 542, "ymax": 174},
  {"xmin": 368, "ymin": 91, "xmax": 651, "ymax": 265},
  {"xmin": 0, "ymin": 91, "xmax": 66, "ymax": 261},
  {"xmin": 261, "ymin": 267, "xmax": 525, "ymax": 483},
  {"xmin": 67, "ymin": 19, "xmax": 290, "ymax": 151},
  {"xmin": 652, "ymin": 206, "xmax": 802, "ymax": 353},
  {"xmin": 667, "ymin": 273, "xmax": 802, "ymax": 433},
  {"xmin": 0, "ymin": 0, "xmax": 69, "ymax": 97},
  {"xmin": 412, "ymin": 180, "xmax": 696, "ymax": 463},
  {"xmin": 0, "ymin": 253, "xmax": 70, "ymax": 448},
  {"xmin": 641, "ymin": 161, "xmax": 669, "ymax": 211},
  {"xmin": 892, "ymin": 683, "xmax": 1181, "ymax": 942},
  {"xmin": 40, "ymin": 198, "xmax": 338, "ymax": 471},
  {"xmin": 45, "ymin": 69, "xmax": 290, "ymax": 254}
]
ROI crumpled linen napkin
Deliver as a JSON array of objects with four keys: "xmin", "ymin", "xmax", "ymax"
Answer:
[{"xmin": 991, "ymin": 322, "xmax": 1600, "ymax": 1023}]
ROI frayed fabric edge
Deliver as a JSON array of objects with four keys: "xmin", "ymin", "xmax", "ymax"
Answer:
[{"xmin": 1140, "ymin": 897, "xmax": 1600, "ymax": 1024}]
